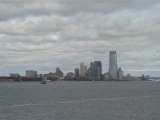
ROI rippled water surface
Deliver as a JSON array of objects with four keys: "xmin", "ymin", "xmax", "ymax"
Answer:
[{"xmin": 0, "ymin": 81, "xmax": 160, "ymax": 120}]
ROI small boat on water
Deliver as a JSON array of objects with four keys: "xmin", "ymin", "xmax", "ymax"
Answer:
[
  {"xmin": 41, "ymin": 80, "xmax": 47, "ymax": 84},
  {"xmin": 40, "ymin": 76, "xmax": 47, "ymax": 84}
]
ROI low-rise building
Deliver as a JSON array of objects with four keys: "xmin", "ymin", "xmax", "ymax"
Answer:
[
  {"xmin": 25, "ymin": 70, "xmax": 37, "ymax": 78},
  {"xmin": 66, "ymin": 72, "xmax": 74, "ymax": 79},
  {"xmin": 103, "ymin": 72, "xmax": 110, "ymax": 80},
  {"xmin": 9, "ymin": 73, "xmax": 20, "ymax": 78}
]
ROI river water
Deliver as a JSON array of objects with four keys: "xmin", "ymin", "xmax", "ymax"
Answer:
[{"xmin": 0, "ymin": 81, "xmax": 160, "ymax": 120}]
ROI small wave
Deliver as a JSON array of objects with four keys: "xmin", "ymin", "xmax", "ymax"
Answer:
[{"xmin": 0, "ymin": 95, "xmax": 158, "ymax": 109}]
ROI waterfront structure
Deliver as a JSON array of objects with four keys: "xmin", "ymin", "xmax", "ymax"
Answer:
[
  {"xmin": 80, "ymin": 62, "xmax": 85, "ymax": 77},
  {"xmin": 118, "ymin": 68, "xmax": 123, "ymax": 80},
  {"xmin": 66, "ymin": 72, "xmax": 74, "ymax": 78},
  {"xmin": 88, "ymin": 62, "xmax": 94, "ymax": 78},
  {"xmin": 88, "ymin": 68, "xmax": 91, "ymax": 78},
  {"xmin": 75, "ymin": 68, "xmax": 79, "ymax": 77},
  {"xmin": 25, "ymin": 70, "xmax": 37, "ymax": 78},
  {"xmin": 84, "ymin": 66, "xmax": 88, "ymax": 76},
  {"xmin": 44, "ymin": 72, "xmax": 59, "ymax": 81},
  {"xmin": 88, "ymin": 61, "xmax": 102, "ymax": 80},
  {"xmin": 43, "ymin": 67, "xmax": 64, "ymax": 81},
  {"xmin": 109, "ymin": 51, "xmax": 118, "ymax": 80},
  {"xmin": 56, "ymin": 67, "xmax": 64, "ymax": 77},
  {"xmin": 103, "ymin": 72, "xmax": 110, "ymax": 80},
  {"xmin": 93, "ymin": 61, "xmax": 102, "ymax": 78},
  {"xmin": 9, "ymin": 73, "xmax": 20, "ymax": 78}
]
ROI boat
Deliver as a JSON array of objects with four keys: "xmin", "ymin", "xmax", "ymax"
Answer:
[
  {"xmin": 41, "ymin": 80, "xmax": 47, "ymax": 84},
  {"xmin": 40, "ymin": 76, "xmax": 47, "ymax": 84}
]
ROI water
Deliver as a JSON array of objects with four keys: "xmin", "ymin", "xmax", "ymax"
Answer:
[{"xmin": 0, "ymin": 81, "xmax": 160, "ymax": 120}]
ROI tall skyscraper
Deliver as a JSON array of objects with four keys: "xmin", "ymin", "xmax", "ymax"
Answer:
[
  {"xmin": 80, "ymin": 62, "xmax": 85, "ymax": 77},
  {"xmin": 89, "ymin": 62, "xmax": 94, "ymax": 77},
  {"xmin": 75, "ymin": 68, "xmax": 79, "ymax": 77},
  {"xmin": 88, "ymin": 61, "xmax": 102, "ymax": 79},
  {"xmin": 93, "ymin": 61, "xmax": 102, "ymax": 78},
  {"xmin": 109, "ymin": 51, "xmax": 118, "ymax": 80}
]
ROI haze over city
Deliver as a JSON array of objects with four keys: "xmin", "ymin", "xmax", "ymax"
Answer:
[{"xmin": 0, "ymin": 0, "xmax": 160, "ymax": 76}]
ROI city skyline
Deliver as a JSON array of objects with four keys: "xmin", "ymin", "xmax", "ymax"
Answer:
[
  {"xmin": 0, "ymin": 0, "xmax": 160, "ymax": 77},
  {"xmin": 4, "ymin": 51, "xmax": 159, "ymax": 78}
]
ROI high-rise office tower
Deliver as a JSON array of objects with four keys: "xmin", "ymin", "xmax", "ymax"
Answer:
[
  {"xmin": 109, "ymin": 51, "xmax": 118, "ymax": 80},
  {"xmin": 75, "ymin": 68, "xmax": 79, "ymax": 77},
  {"xmin": 84, "ymin": 66, "xmax": 88, "ymax": 75},
  {"xmin": 93, "ymin": 61, "xmax": 102, "ymax": 78},
  {"xmin": 88, "ymin": 61, "xmax": 102, "ymax": 79},
  {"xmin": 89, "ymin": 62, "xmax": 94, "ymax": 77},
  {"xmin": 80, "ymin": 62, "xmax": 85, "ymax": 77}
]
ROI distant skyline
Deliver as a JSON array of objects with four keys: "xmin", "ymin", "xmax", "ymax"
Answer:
[{"xmin": 0, "ymin": 0, "xmax": 160, "ymax": 77}]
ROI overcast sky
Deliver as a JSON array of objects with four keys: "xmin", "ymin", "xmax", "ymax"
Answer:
[{"xmin": 0, "ymin": 0, "xmax": 160, "ymax": 76}]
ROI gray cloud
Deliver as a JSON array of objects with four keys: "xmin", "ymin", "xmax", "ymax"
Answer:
[{"xmin": 0, "ymin": 0, "xmax": 159, "ymax": 20}]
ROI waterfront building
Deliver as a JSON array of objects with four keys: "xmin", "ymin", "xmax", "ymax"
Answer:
[
  {"xmin": 88, "ymin": 62, "xmax": 94, "ymax": 78},
  {"xmin": 84, "ymin": 66, "xmax": 88, "ymax": 75},
  {"xmin": 103, "ymin": 72, "xmax": 110, "ymax": 80},
  {"xmin": 66, "ymin": 72, "xmax": 74, "ymax": 78},
  {"xmin": 80, "ymin": 62, "xmax": 85, "ymax": 77},
  {"xmin": 44, "ymin": 72, "xmax": 59, "ymax": 81},
  {"xmin": 56, "ymin": 67, "xmax": 64, "ymax": 77},
  {"xmin": 25, "ymin": 70, "xmax": 38, "ymax": 78},
  {"xmin": 93, "ymin": 61, "xmax": 102, "ymax": 78},
  {"xmin": 109, "ymin": 51, "xmax": 118, "ymax": 80},
  {"xmin": 75, "ymin": 68, "xmax": 79, "ymax": 77},
  {"xmin": 9, "ymin": 73, "xmax": 20, "ymax": 78},
  {"xmin": 88, "ymin": 61, "xmax": 102, "ymax": 80},
  {"xmin": 88, "ymin": 67, "xmax": 92, "ymax": 78},
  {"xmin": 43, "ymin": 67, "xmax": 64, "ymax": 81},
  {"xmin": 118, "ymin": 68, "xmax": 123, "ymax": 80}
]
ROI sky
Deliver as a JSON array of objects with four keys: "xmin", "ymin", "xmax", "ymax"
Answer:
[{"xmin": 0, "ymin": 0, "xmax": 160, "ymax": 77}]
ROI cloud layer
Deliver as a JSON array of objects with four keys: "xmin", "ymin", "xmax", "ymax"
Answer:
[{"xmin": 0, "ymin": 0, "xmax": 160, "ymax": 76}]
